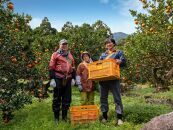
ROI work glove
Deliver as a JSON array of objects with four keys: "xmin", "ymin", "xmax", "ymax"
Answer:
[
  {"xmin": 78, "ymin": 84, "xmax": 83, "ymax": 92},
  {"xmin": 71, "ymin": 79, "xmax": 76, "ymax": 86},
  {"xmin": 50, "ymin": 79, "xmax": 56, "ymax": 88}
]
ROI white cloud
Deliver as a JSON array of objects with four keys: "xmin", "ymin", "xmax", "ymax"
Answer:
[
  {"xmin": 100, "ymin": 0, "xmax": 109, "ymax": 4},
  {"xmin": 108, "ymin": 0, "xmax": 148, "ymax": 34},
  {"xmin": 109, "ymin": 20, "xmax": 137, "ymax": 34},
  {"xmin": 113, "ymin": 0, "xmax": 147, "ymax": 17}
]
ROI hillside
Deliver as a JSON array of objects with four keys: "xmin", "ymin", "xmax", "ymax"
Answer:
[{"xmin": 113, "ymin": 32, "xmax": 128, "ymax": 41}]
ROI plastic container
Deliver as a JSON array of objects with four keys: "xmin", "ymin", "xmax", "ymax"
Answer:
[
  {"xmin": 70, "ymin": 105, "xmax": 99, "ymax": 125},
  {"xmin": 88, "ymin": 59, "xmax": 120, "ymax": 81}
]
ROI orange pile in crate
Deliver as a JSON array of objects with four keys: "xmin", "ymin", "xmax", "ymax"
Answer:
[
  {"xmin": 88, "ymin": 59, "xmax": 120, "ymax": 81},
  {"xmin": 70, "ymin": 105, "xmax": 99, "ymax": 125}
]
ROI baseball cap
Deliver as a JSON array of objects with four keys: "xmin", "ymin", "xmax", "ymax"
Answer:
[{"xmin": 59, "ymin": 39, "xmax": 68, "ymax": 45}]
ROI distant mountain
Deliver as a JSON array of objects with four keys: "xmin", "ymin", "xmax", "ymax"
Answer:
[{"xmin": 113, "ymin": 32, "xmax": 128, "ymax": 42}]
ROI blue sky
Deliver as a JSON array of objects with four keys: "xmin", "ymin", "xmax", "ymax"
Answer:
[{"xmin": 11, "ymin": 0, "xmax": 144, "ymax": 34}]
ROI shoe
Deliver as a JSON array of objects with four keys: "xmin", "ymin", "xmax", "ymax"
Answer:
[
  {"xmin": 101, "ymin": 118, "xmax": 107, "ymax": 123},
  {"xmin": 54, "ymin": 118, "xmax": 58, "ymax": 126},
  {"xmin": 101, "ymin": 112, "xmax": 108, "ymax": 123},
  {"xmin": 62, "ymin": 110, "xmax": 67, "ymax": 122},
  {"xmin": 54, "ymin": 111, "xmax": 59, "ymax": 126},
  {"xmin": 117, "ymin": 119, "xmax": 123, "ymax": 125}
]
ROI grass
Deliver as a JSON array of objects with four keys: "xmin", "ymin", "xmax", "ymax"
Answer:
[{"xmin": 1, "ymin": 86, "xmax": 173, "ymax": 130}]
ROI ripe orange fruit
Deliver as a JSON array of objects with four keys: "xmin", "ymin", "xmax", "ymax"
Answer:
[
  {"xmin": 167, "ymin": 26, "xmax": 172, "ymax": 30},
  {"xmin": 141, "ymin": 0, "xmax": 146, "ymax": 3},
  {"xmin": 45, "ymin": 49, "xmax": 49, "ymax": 52},
  {"xmin": 142, "ymin": 23, "xmax": 145, "ymax": 27},
  {"xmin": 39, "ymin": 93, "xmax": 43, "ymax": 97},
  {"xmin": 34, "ymin": 60, "xmax": 38, "ymax": 64},
  {"xmin": 166, "ymin": 9, "xmax": 171, "ymax": 13},
  {"xmin": 166, "ymin": 6, "xmax": 171, "ymax": 10},
  {"xmin": 11, "ymin": 56, "xmax": 17, "ymax": 63},
  {"xmin": 6, "ymin": 25, "xmax": 10, "ymax": 29},
  {"xmin": 38, "ymin": 57, "xmax": 41, "ymax": 60},
  {"xmin": 15, "ymin": 28, "xmax": 19, "ymax": 32},
  {"xmin": 134, "ymin": 20, "xmax": 139, "ymax": 25},
  {"xmin": 7, "ymin": 2, "xmax": 14, "ymax": 10},
  {"xmin": 27, "ymin": 64, "xmax": 33, "ymax": 68},
  {"xmin": 150, "ymin": 27, "xmax": 154, "ymax": 32}
]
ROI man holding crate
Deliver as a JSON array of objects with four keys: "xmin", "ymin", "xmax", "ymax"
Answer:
[{"xmin": 99, "ymin": 38, "xmax": 126, "ymax": 125}]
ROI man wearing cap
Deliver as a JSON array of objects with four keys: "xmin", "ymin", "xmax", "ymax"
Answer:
[
  {"xmin": 49, "ymin": 39, "xmax": 75, "ymax": 125},
  {"xmin": 99, "ymin": 38, "xmax": 126, "ymax": 125}
]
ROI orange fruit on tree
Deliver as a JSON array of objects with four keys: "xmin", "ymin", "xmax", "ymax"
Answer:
[
  {"xmin": 39, "ymin": 93, "xmax": 43, "ymax": 97},
  {"xmin": 142, "ymin": 23, "xmax": 145, "ymax": 27},
  {"xmin": 167, "ymin": 26, "xmax": 172, "ymax": 30},
  {"xmin": 34, "ymin": 60, "xmax": 39, "ymax": 64},
  {"xmin": 7, "ymin": 2, "xmax": 14, "ymax": 10},
  {"xmin": 45, "ymin": 49, "xmax": 49, "ymax": 52},
  {"xmin": 15, "ymin": 28, "xmax": 19, "ymax": 32},
  {"xmin": 6, "ymin": 25, "xmax": 10, "ymax": 29},
  {"xmin": 166, "ymin": 6, "xmax": 171, "ymax": 10},
  {"xmin": 141, "ymin": 0, "xmax": 146, "ymax": 4},
  {"xmin": 11, "ymin": 56, "xmax": 17, "ymax": 63},
  {"xmin": 166, "ymin": 9, "xmax": 171, "ymax": 13},
  {"xmin": 150, "ymin": 27, "xmax": 154, "ymax": 32},
  {"xmin": 27, "ymin": 64, "xmax": 33, "ymax": 68},
  {"xmin": 134, "ymin": 20, "xmax": 139, "ymax": 25},
  {"xmin": 38, "ymin": 57, "xmax": 41, "ymax": 60}
]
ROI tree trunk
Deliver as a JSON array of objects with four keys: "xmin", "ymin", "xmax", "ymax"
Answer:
[{"xmin": 153, "ymin": 68, "xmax": 170, "ymax": 92}]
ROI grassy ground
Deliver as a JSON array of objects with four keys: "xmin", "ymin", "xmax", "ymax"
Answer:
[{"xmin": 1, "ymin": 86, "xmax": 173, "ymax": 130}]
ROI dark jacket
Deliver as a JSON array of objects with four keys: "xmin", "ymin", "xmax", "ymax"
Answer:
[{"xmin": 99, "ymin": 50, "xmax": 126, "ymax": 67}]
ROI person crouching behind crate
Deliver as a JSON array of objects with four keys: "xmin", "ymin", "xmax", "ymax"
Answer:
[
  {"xmin": 99, "ymin": 38, "xmax": 126, "ymax": 126},
  {"xmin": 76, "ymin": 51, "xmax": 95, "ymax": 105},
  {"xmin": 49, "ymin": 39, "xmax": 76, "ymax": 125}
]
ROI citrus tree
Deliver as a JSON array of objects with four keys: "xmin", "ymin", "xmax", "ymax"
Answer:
[
  {"xmin": 124, "ymin": 0, "xmax": 173, "ymax": 91},
  {"xmin": 60, "ymin": 20, "xmax": 112, "ymax": 65},
  {"xmin": 0, "ymin": 0, "xmax": 38, "ymax": 123}
]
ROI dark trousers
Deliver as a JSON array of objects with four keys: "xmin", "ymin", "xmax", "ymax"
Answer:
[
  {"xmin": 52, "ymin": 78, "xmax": 72, "ymax": 112},
  {"xmin": 99, "ymin": 80, "xmax": 123, "ymax": 115}
]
